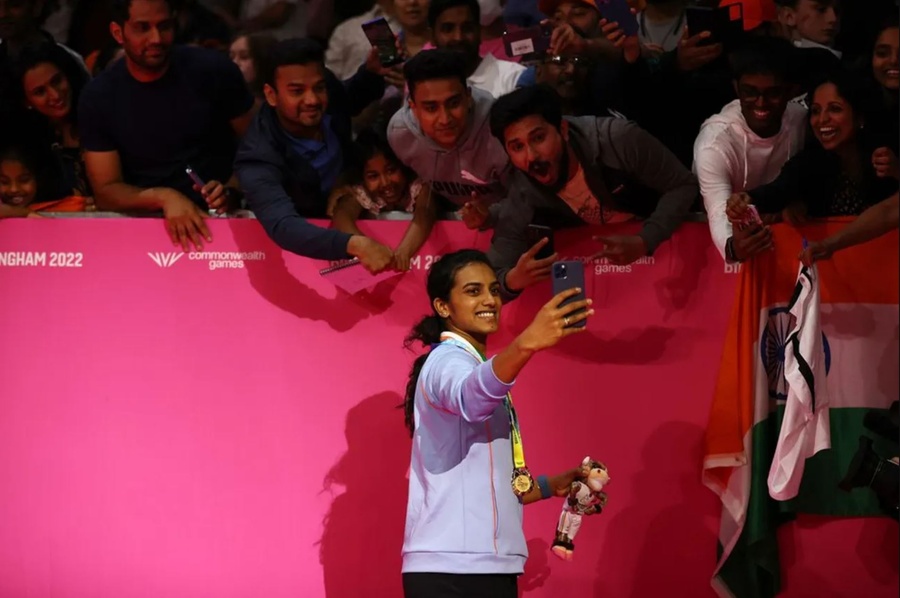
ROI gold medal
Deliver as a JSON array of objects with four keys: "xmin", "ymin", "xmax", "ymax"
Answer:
[{"xmin": 512, "ymin": 468, "xmax": 534, "ymax": 497}]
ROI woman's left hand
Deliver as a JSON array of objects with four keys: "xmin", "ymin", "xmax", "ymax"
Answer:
[{"xmin": 546, "ymin": 465, "xmax": 588, "ymax": 498}]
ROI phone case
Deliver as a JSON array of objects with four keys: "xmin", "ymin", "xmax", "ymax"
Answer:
[
  {"xmin": 685, "ymin": 5, "xmax": 743, "ymax": 45},
  {"xmin": 526, "ymin": 225, "xmax": 555, "ymax": 260},
  {"xmin": 596, "ymin": 0, "xmax": 639, "ymax": 37},
  {"xmin": 552, "ymin": 261, "xmax": 587, "ymax": 329},
  {"xmin": 362, "ymin": 18, "xmax": 402, "ymax": 66},
  {"xmin": 502, "ymin": 23, "xmax": 552, "ymax": 59},
  {"xmin": 738, "ymin": 205, "xmax": 763, "ymax": 231},
  {"xmin": 185, "ymin": 167, "xmax": 205, "ymax": 188}
]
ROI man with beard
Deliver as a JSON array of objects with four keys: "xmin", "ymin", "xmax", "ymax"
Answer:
[
  {"xmin": 534, "ymin": 54, "xmax": 592, "ymax": 115},
  {"xmin": 486, "ymin": 84, "xmax": 697, "ymax": 301},
  {"xmin": 78, "ymin": 0, "xmax": 255, "ymax": 251},
  {"xmin": 234, "ymin": 38, "xmax": 394, "ymax": 272},
  {"xmin": 694, "ymin": 36, "xmax": 805, "ymax": 264},
  {"xmin": 429, "ymin": 0, "xmax": 528, "ymax": 98}
]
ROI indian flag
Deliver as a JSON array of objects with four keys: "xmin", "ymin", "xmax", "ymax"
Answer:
[{"xmin": 702, "ymin": 221, "xmax": 899, "ymax": 598}]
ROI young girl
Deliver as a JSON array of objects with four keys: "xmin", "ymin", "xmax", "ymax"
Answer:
[
  {"xmin": 330, "ymin": 130, "xmax": 436, "ymax": 271},
  {"xmin": 401, "ymin": 249, "xmax": 596, "ymax": 598},
  {"xmin": 0, "ymin": 145, "xmax": 88, "ymax": 218}
]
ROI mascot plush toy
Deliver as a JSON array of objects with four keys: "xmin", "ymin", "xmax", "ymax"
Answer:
[{"xmin": 551, "ymin": 457, "xmax": 609, "ymax": 561}]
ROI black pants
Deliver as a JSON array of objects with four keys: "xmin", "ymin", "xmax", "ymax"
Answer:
[{"xmin": 402, "ymin": 572, "xmax": 518, "ymax": 598}]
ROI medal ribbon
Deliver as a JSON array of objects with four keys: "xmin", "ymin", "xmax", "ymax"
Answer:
[{"xmin": 439, "ymin": 332, "xmax": 528, "ymax": 472}]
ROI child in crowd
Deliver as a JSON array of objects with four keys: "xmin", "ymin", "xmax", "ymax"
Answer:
[
  {"xmin": 329, "ymin": 130, "xmax": 436, "ymax": 271},
  {"xmin": 0, "ymin": 145, "xmax": 90, "ymax": 218}
]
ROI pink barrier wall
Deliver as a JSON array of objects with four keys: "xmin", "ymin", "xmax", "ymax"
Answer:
[{"xmin": 0, "ymin": 219, "xmax": 896, "ymax": 598}]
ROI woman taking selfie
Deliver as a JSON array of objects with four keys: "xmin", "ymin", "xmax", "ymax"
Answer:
[{"xmin": 400, "ymin": 249, "xmax": 598, "ymax": 598}]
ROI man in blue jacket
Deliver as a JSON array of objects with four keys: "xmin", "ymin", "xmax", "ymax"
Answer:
[{"xmin": 234, "ymin": 38, "xmax": 394, "ymax": 272}]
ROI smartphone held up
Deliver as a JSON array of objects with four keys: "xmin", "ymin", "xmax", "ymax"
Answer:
[
  {"xmin": 552, "ymin": 260, "xmax": 588, "ymax": 329},
  {"xmin": 362, "ymin": 17, "xmax": 403, "ymax": 67}
]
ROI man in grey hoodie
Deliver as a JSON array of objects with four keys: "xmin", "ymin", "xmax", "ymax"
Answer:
[
  {"xmin": 487, "ymin": 84, "xmax": 698, "ymax": 301},
  {"xmin": 387, "ymin": 49, "xmax": 511, "ymax": 228}
]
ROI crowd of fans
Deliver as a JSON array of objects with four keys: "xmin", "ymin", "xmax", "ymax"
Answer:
[{"xmin": 1, "ymin": 0, "xmax": 898, "ymax": 279}]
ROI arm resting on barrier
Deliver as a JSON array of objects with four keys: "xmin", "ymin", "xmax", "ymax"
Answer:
[
  {"xmin": 820, "ymin": 193, "xmax": 900, "ymax": 254},
  {"xmin": 237, "ymin": 159, "xmax": 353, "ymax": 260}
]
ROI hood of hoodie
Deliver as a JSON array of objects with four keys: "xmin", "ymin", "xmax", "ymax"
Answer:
[
  {"xmin": 697, "ymin": 99, "xmax": 807, "ymax": 190},
  {"xmin": 387, "ymin": 87, "xmax": 510, "ymax": 206}
]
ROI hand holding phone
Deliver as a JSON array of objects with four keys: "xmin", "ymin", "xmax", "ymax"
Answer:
[
  {"xmin": 362, "ymin": 17, "xmax": 403, "ymax": 67},
  {"xmin": 516, "ymin": 261, "xmax": 593, "ymax": 352},
  {"xmin": 596, "ymin": 0, "xmax": 639, "ymax": 37},
  {"xmin": 551, "ymin": 261, "xmax": 588, "ymax": 329},
  {"xmin": 526, "ymin": 224, "xmax": 555, "ymax": 260},
  {"xmin": 737, "ymin": 204, "xmax": 764, "ymax": 231},
  {"xmin": 186, "ymin": 166, "xmax": 205, "ymax": 189},
  {"xmin": 503, "ymin": 22, "xmax": 553, "ymax": 59},
  {"xmin": 685, "ymin": 5, "xmax": 743, "ymax": 46}
]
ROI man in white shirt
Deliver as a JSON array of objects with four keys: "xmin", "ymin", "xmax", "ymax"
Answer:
[
  {"xmin": 694, "ymin": 36, "xmax": 806, "ymax": 263},
  {"xmin": 325, "ymin": 0, "xmax": 400, "ymax": 81},
  {"xmin": 430, "ymin": 0, "xmax": 528, "ymax": 98}
]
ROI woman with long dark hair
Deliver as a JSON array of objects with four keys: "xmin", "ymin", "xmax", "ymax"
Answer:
[
  {"xmin": 733, "ymin": 70, "xmax": 898, "ymax": 222},
  {"xmin": 864, "ymin": 15, "xmax": 899, "ymax": 154},
  {"xmin": 400, "ymin": 248, "xmax": 596, "ymax": 598},
  {"xmin": 14, "ymin": 41, "xmax": 92, "ymax": 199}
]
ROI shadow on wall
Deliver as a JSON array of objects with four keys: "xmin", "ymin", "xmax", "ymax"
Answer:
[
  {"xmin": 229, "ymin": 219, "xmax": 401, "ymax": 333},
  {"xmin": 592, "ymin": 421, "xmax": 719, "ymax": 598},
  {"xmin": 318, "ymin": 391, "xmax": 411, "ymax": 598},
  {"xmin": 519, "ymin": 538, "xmax": 552, "ymax": 597}
]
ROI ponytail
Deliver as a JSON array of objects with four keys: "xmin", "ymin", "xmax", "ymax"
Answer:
[
  {"xmin": 399, "ymin": 248, "xmax": 492, "ymax": 436},
  {"xmin": 401, "ymin": 314, "xmax": 444, "ymax": 437}
]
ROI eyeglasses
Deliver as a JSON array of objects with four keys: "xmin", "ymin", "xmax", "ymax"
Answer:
[
  {"xmin": 738, "ymin": 86, "xmax": 788, "ymax": 102},
  {"xmin": 544, "ymin": 55, "xmax": 591, "ymax": 68}
]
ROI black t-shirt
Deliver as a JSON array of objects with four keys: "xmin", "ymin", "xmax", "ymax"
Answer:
[{"xmin": 78, "ymin": 45, "xmax": 253, "ymax": 206}]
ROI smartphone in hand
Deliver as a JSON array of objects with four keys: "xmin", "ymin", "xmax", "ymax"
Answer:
[
  {"xmin": 596, "ymin": 0, "xmax": 639, "ymax": 37},
  {"xmin": 502, "ymin": 22, "xmax": 553, "ymax": 60},
  {"xmin": 526, "ymin": 224, "xmax": 555, "ymax": 260},
  {"xmin": 186, "ymin": 166, "xmax": 205, "ymax": 188},
  {"xmin": 738, "ymin": 204, "xmax": 764, "ymax": 231},
  {"xmin": 552, "ymin": 260, "xmax": 587, "ymax": 329},
  {"xmin": 685, "ymin": 5, "xmax": 744, "ymax": 46},
  {"xmin": 362, "ymin": 17, "xmax": 403, "ymax": 67}
]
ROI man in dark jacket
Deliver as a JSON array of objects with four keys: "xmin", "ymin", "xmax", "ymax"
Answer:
[
  {"xmin": 487, "ymin": 85, "xmax": 698, "ymax": 301},
  {"xmin": 234, "ymin": 38, "xmax": 393, "ymax": 272}
]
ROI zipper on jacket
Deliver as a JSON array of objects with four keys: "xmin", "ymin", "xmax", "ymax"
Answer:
[{"xmin": 485, "ymin": 422, "xmax": 499, "ymax": 553}]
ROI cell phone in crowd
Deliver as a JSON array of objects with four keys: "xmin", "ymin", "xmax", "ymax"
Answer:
[
  {"xmin": 595, "ymin": 0, "xmax": 639, "ymax": 37},
  {"xmin": 552, "ymin": 261, "xmax": 587, "ymax": 329},
  {"xmin": 185, "ymin": 165, "xmax": 205, "ymax": 188},
  {"xmin": 526, "ymin": 223, "xmax": 555, "ymax": 260},
  {"xmin": 502, "ymin": 22, "xmax": 553, "ymax": 60},
  {"xmin": 362, "ymin": 17, "xmax": 403, "ymax": 67},
  {"xmin": 685, "ymin": 5, "xmax": 743, "ymax": 46},
  {"xmin": 738, "ymin": 204, "xmax": 764, "ymax": 232}
]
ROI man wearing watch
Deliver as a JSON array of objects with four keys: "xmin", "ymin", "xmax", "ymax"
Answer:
[
  {"xmin": 724, "ymin": 220, "xmax": 775, "ymax": 264},
  {"xmin": 694, "ymin": 37, "xmax": 803, "ymax": 264}
]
